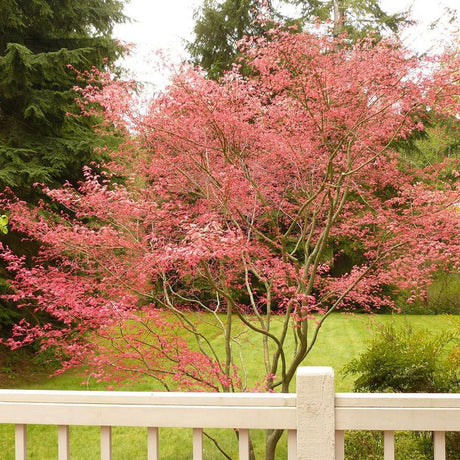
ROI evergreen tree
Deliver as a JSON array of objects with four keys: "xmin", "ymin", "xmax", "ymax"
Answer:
[
  {"xmin": 0, "ymin": 0, "xmax": 126, "ymax": 195},
  {"xmin": 188, "ymin": 0, "xmax": 407, "ymax": 79},
  {"xmin": 0, "ymin": 0, "xmax": 126, "ymax": 332},
  {"xmin": 187, "ymin": 0, "xmax": 263, "ymax": 80},
  {"xmin": 286, "ymin": 0, "xmax": 407, "ymax": 38}
]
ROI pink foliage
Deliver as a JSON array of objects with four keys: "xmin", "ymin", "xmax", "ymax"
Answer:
[{"xmin": 1, "ymin": 29, "xmax": 459, "ymax": 392}]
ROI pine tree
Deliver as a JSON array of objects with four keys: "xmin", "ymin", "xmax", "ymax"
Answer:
[
  {"xmin": 188, "ymin": 0, "xmax": 407, "ymax": 79},
  {"xmin": 286, "ymin": 0, "xmax": 407, "ymax": 38},
  {"xmin": 0, "ymin": 0, "xmax": 126, "ymax": 332},
  {"xmin": 187, "ymin": 0, "xmax": 263, "ymax": 80},
  {"xmin": 0, "ymin": 0, "xmax": 126, "ymax": 195}
]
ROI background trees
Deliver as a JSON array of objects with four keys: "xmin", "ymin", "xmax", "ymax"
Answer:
[
  {"xmin": 187, "ymin": 0, "xmax": 263, "ymax": 79},
  {"xmin": 1, "ymin": 28, "xmax": 459, "ymax": 458},
  {"xmin": 188, "ymin": 0, "xmax": 407, "ymax": 78},
  {"xmin": 285, "ymin": 0, "xmax": 407, "ymax": 37}
]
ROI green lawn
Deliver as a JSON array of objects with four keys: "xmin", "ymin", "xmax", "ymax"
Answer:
[
  {"xmin": 12, "ymin": 312, "xmax": 457, "ymax": 393},
  {"xmin": 0, "ymin": 313, "xmax": 457, "ymax": 459}
]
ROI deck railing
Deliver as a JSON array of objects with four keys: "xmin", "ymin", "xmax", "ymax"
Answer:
[{"xmin": 0, "ymin": 366, "xmax": 458, "ymax": 459}]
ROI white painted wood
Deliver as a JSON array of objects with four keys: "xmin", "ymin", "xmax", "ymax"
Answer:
[
  {"xmin": 147, "ymin": 427, "xmax": 159, "ymax": 460},
  {"xmin": 287, "ymin": 429, "xmax": 297, "ymax": 460},
  {"xmin": 433, "ymin": 431, "xmax": 446, "ymax": 460},
  {"xmin": 384, "ymin": 430, "xmax": 395, "ymax": 460},
  {"xmin": 0, "ymin": 403, "xmax": 295, "ymax": 429},
  {"xmin": 0, "ymin": 390, "xmax": 297, "ymax": 407},
  {"xmin": 238, "ymin": 429, "xmax": 250, "ymax": 460},
  {"xmin": 58, "ymin": 425, "xmax": 70, "ymax": 460},
  {"xmin": 335, "ymin": 430, "xmax": 345, "ymax": 460},
  {"xmin": 100, "ymin": 426, "xmax": 112, "ymax": 460},
  {"xmin": 1, "ymin": 387, "xmax": 458, "ymax": 408},
  {"xmin": 192, "ymin": 428, "xmax": 203, "ymax": 460},
  {"xmin": 296, "ymin": 367, "xmax": 335, "ymax": 460},
  {"xmin": 335, "ymin": 393, "xmax": 460, "ymax": 408},
  {"xmin": 0, "ymin": 388, "xmax": 457, "ymax": 430},
  {"xmin": 335, "ymin": 408, "xmax": 459, "ymax": 431},
  {"xmin": 15, "ymin": 424, "xmax": 27, "ymax": 460}
]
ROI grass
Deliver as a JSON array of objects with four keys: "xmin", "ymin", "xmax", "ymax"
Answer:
[{"xmin": 0, "ymin": 313, "xmax": 458, "ymax": 459}]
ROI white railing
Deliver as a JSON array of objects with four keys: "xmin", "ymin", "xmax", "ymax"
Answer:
[{"xmin": 0, "ymin": 366, "xmax": 458, "ymax": 459}]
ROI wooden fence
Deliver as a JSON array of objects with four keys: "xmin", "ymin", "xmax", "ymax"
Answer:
[{"xmin": 0, "ymin": 367, "xmax": 458, "ymax": 459}]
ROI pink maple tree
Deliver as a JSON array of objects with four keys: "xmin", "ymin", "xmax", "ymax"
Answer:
[{"xmin": 1, "ymin": 29, "xmax": 459, "ymax": 458}]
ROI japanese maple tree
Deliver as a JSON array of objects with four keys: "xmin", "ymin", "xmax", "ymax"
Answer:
[{"xmin": 1, "ymin": 29, "xmax": 459, "ymax": 459}]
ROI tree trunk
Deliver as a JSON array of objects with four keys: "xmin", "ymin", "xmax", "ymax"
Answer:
[
  {"xmin": 250, "ymin": 436, "xmax": 256, "ymax": 460},
  {"xmin": 333, "ymin": 0, "xmax": 344, "ymax": 35},
  {"xmin": 265, "ymin": 428, "xmax": 284, "ymax": 460}
]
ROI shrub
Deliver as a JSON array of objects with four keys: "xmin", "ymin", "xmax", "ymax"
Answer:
[
  {"xmin": 344, "ymin": 321, "xmax": 459, "ymax": 393},
  {"xmin": 344, "ymin": 321, "xmax": 459, "ymax": 459}
]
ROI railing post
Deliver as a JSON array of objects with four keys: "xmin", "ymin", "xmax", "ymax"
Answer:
[{"xmin": 296, "ymin": 367, "xmax": 335, "ymax": 460}]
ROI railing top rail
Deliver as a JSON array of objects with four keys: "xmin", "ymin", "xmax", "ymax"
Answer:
[
  {"xmin": 336, "ymin": 393, "xmax": 460, "ymax": 431},
  {"xmin": 1, "ymin": 390, "xmax": 459, "ymax": 408},
  {"xmin": 0, "ymin": 389, "xmax": 297, "ymax": 407},
  {"xmin": 336, "ymin": 393, "xmax": 460, "ymax": 408}
]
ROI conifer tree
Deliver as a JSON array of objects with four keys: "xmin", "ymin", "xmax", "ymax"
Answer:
[
  {"xmin": 187, "ymin": 0, "xmax": 263, "ymax": 80},
  {"xmin": 0, "ymin": 0, "xmax": 126, "ymax": 195},
  {"xmin": 286, "ymin": 0, "xmax": 406, "ymax": 38},
  {"xmin": 188, "ymin": 0, "xmax": 407, "ymax": 79},
  {"xmin": 0, "ymin": 0, "xmax": 126, "ymax": 331}
]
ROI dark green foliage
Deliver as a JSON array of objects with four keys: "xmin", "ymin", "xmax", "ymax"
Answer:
[
  {"xmin": 187, "ymin": 0, "xmax": 264, "ymax": 79},
  {"xmin": 344, "ymin": 321, "xmax": 459, "ymax": 393},
  {"xmin": 344, "ymin": 431, "xmax": 444, "ymax": 460},
  {"xmin": 345, "ymin": 429, "xmax": 460, "ymax": 459},
  {"xmin": 395, "ymin": 113, "xmax": 460, "ymax": 170},
  {"xmin": 285, "ymin": 0, "xmax": 408, "ymax": 38},
  {"xmin": 0, "ymin": 228, "xmax": 41, "ymax": 334},
  {"xmin": 0, "ymin": 0, "xmax": 126, "ymax": 194},
  {"xmin": 344, "ymin": 322, "xmax": 459, "ymax": 459},
  {"xmin": 398, "ymin": 273, "xmax": 460, "ymax": 315},
  {"xmin": 0, "ymin": 278, "xmax": 20, "ymax": 329},
  {"xmin": 188, "ymin": 0, "xmax": 408, "ymax": 79},
  {"xmin": 0, "ymin": 0, "xmax": 127, "ymax": 330},
  {"xmin": 344, "ymin": 431, "xmax": 384, "ymax": 460}
]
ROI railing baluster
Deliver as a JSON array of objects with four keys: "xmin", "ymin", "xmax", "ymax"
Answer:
[
  {"xmin": 193, "ymin": 428, "xmax": 203, "ymax": 460},
  {"xmin": 58, "ymin": 425, "xmax": 70, "ymax": 460},
  {"xmin": 287, "ymin": 429, "xmax": 297, "ymax": 460},
  {"xmin": 238, "ymin": 429, "xmax": 250, "ymax": 460},
  {"xmin": 15, "ymin": 424, "xmax": 27, "ymax": 460},
  {"xmin": 384, "ymin": 430, "xmax": 395, "ymax": 460},
  {"xmin": 335, "ymin": 430, "xmax": 345, "ymax": 460},
  {"xmin": 147, "ymin": 427, "xmax": 159, "ymax": 460},
  {"xmin": 100, "ymin": 426, "xmax": 112, "ymax": 460},
  {"xmin": 433, "ymin": 431, "xmax": 446, "ymax": 460}
]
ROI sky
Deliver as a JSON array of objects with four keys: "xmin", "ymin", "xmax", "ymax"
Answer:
[{"xmin": 114, "ymin": 0, "xmax": 460, "ymax": 89}]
